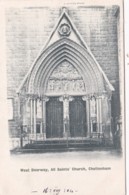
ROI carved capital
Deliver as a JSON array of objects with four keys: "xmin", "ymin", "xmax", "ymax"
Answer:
[
  {"xmin": 98, "ymin": 91, "xmax": 112, "ymax": 101},
  {"xmin": 26, "ymin": 93, "xmax": 39, "ymax": 100},
  {"xmin": 59, "ymin": 95, "xmax": 74, "ymax": 102},
  {"xmin": 41, "ymin": 96, "xmax": 49, "ymax": 102},
  {"xmin": 69, "ymin": 96, "xmax": 74, "ymax": 102},
  {"xmin": 107, "ymin": 94, "xmax": 112, "ymax": 101},
  {"xmin": 59, "ymin": 96, "xmax": 63, "ymax": 102},
  {"xmin": 82, "ymin": 95, "xmax": 89, "ymax": 101}
]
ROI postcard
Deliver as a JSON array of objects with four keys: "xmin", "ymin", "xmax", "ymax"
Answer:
[{"xmin": 0, "ymin": 0, "xmax": 126, "ymax": 194}]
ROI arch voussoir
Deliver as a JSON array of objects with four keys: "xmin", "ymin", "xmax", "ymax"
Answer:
[{"xmin": 27, "ymin": 38, "xmax": 104, "ymax": 95}]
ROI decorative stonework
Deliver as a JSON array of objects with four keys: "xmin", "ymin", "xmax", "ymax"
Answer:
[
  {"xmin": 59, "ymin": 95, "xmax": 74, "ymax": 103},
  {"xmin": 50, "ymin": 61, "xmax": 82, "ymax": 80},
  {"xmin": 90, "ymin": 97, "xmax": 96, "ymax": 117},
  {"xmin": 46, "ymin": 61, "xmax": 85, "ymax": 94},
  {"xmin": 37, "ymin": 100, "xmax": 42, "ymax": 118},
  {"xmin": 58, "ymin": 23, "xmax": 71, "ymax": 37},
  {"xmin": 27, "ymin": 39, "xmax": 105, "ymax": 95}
]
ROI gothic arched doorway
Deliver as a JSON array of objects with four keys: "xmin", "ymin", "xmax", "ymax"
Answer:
[
  {"xmin": 18, "ymin": 9, "xmax": 114, "ymax": 145},
  {"xmin": 44, "ymin": 61, "xmax": 87, "ymax": 139}
]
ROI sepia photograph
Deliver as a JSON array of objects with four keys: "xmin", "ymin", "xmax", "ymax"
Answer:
[
  {"xmin": 6, "ymin": 4, "xmax": 124, "ymax": 155},
  {"xmin": 0, "ymin": 0, "xmax": 126, "ymax": 195}
]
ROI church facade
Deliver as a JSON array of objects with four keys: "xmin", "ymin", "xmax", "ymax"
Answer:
[{"xmin": 6, "ymin": 6, "xmax": 122, "ymax": 150}]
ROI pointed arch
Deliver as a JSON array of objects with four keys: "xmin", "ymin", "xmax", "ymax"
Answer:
[{"xmin": 26, "ymin": 38, "xmax": 107, "ymax": 96}]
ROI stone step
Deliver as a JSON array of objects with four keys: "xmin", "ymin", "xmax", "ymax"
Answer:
[
  {"xmin": 10, "ymin": 145, "xmax": 114, "ymax": 154},
  {"xmin": 23, "ymin": 139, "xmax": 104, "ymax": 149}
]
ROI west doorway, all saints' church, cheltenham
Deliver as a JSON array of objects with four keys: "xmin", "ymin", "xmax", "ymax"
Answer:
[{"xmin": 7, "ymin": 6, "xmax": 123, "ymax": 151}]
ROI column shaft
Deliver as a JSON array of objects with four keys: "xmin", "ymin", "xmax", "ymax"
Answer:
[
  {"xmin": 17, "ymin": 95, "xmax": 20, "ymax": 121},
  {"xmin": 108, "ymin": 98, "xmax": 112, "ymax": 138},
  {"xmin": 96, "ymin": 98, "xmax": 100, "ymax": 133},
  {"xmin": 33, "ymin": 99, "xmax": 36, "ymax": 134},
  {"xmin": 86, "ymin": 98, "xmax": 90, "ymax": 137},
  {"xmin": 99, "ymin": 98, "xmax": 102, "ymax": 133},
  {"xmin": 59, "ymin": 95, "xmax": 73, "ymax": 138},
  {"xmin": 63, "ymin": 99, "xmax": 70, "ymax": 138},
  {"xmin": 42, "ymin": 100, "xmax": 46, "ymax": 139},
  {"xmin": 23, "ymin": 100, "xmax": 28, "ymax": 126},
  {"xmin": 30, "ymin": 99, "xmax": 33, "ymax": 134},
  {"xmin": 96, "ymin": 97, "xmax": 102, "ymax": 134}
]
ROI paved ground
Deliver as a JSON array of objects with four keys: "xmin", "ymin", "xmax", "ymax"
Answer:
[{"xmin": 10, "ymin": 149, "xmax": 122, "ymax": 163}]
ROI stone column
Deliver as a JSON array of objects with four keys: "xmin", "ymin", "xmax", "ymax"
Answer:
[
  {"xmin": 82, "ymin": 96, "xmax": 90, "ymax": 137},
  {"xmin": 96, "ymin": 96, "xmax": 102, "ymax": 135},
  {"xmin": 99, "ymin": 97, "xmax": 102, "ymax": 134},
  {"xmin": 30, "ymin": 99, "xmax": 33, "ymax": 134},
  {"xmin": 17, "ymin": 93, "xmax": 21, "ymax": 125},
  {"xmin": 108, "ymin": 95, "xmax": 113, "ymax": 139},
  {"xmin": 17, "ymin": 94, "xmax": 23, "ymax": 147},
  {"xmin": 24, "ymin": 98, "xmax": 29, "ymax": 133},
  {"xmin": 96, "ymin": 97, "xmax": 100, "ymax": 133},
  {"xmin": 33, "ymin": 99, "xmax": 37, "ymax": 134},
  {"xmin": 59, "ymin": 95, "xmax": 74, "ymax": 138},
  {"xmin": 41, "ymin": 96, "xmax": 49, "ymax": 140}
]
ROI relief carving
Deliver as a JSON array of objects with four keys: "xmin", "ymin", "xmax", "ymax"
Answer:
[
  {"xmin": 46, "ymin": 61, "xmax": 85, "ymax": 94},
  {"xmin": 58, "ymin": 23, "xmax": 71, "ymax": 37},
  {"xmin": 90, "ymin": 97, "xmax": 96, "ymax": 117}
]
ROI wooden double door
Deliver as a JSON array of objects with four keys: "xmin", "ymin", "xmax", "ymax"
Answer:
[{"xmin": 46, "ymin": 96, "xmax": 87, "ymax": 138}]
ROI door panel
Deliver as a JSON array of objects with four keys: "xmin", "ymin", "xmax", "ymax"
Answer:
[
  {"xmin": 46, "ymin": 97, "xmax": 63, "ymax": 138},
  {"xmin": 69, "ymin": 97, "xmax": 86, "ymax": 137},
  {"xmin": 36, "ymin": 124, "xmax": 40, "ymax": 134}
]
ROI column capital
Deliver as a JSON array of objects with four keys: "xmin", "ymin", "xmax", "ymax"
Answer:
[
  {"xmin": 107, "ymin": 93, "xmax": 112, "ymax": 101},
  {"xmin": 26, "ymin": 93, "xmax": 39, "ymax": 100},
  {"xmin": 83, "ymin": 94, "xmax": 99, "ymax": 100},
  {"xmin": 101, "ymin": 91, "xmax": 112, "ymax": 101},
  {"xmin": 96, "ymin": 96, "xmax": 102, "ymax": 99},
  {"xmin": 59, "ymin": 95, "xmax": 74, "ymax": 102},
  {"xmin": 82, "ymin": 95, "xmax": 90, "ymax": 101},
  {"xmin": 41, "ymin": 96, "xmax": 49, "ymax": 102}
]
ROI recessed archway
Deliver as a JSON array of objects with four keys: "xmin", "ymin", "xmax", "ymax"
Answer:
[
  {"xmin": 27, "ymin": 38, "xmax": 105, "ymax": 96},
  {"xmin": 19, "ymin": 37, "xmax": 113, "ymax": 140}
]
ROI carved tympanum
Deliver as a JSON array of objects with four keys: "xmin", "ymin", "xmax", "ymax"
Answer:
[{"xmin": 46, "ymin": 61, "xmax": 86, "ymax": 94}]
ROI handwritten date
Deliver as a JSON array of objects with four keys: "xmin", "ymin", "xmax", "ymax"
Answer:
[{"xmin": 32, "ymin": 187, "xmax": 78, "ymax": 195}]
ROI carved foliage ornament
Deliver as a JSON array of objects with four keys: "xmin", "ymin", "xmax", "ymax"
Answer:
[{"xmin": 58, "ymin": 23, "xmax": 71, "ymax": 37}]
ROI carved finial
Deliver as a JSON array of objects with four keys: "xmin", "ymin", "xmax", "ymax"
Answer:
[{"xmin": 61, "ymin": 7, "xmax": 68, "ymax": 14}]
